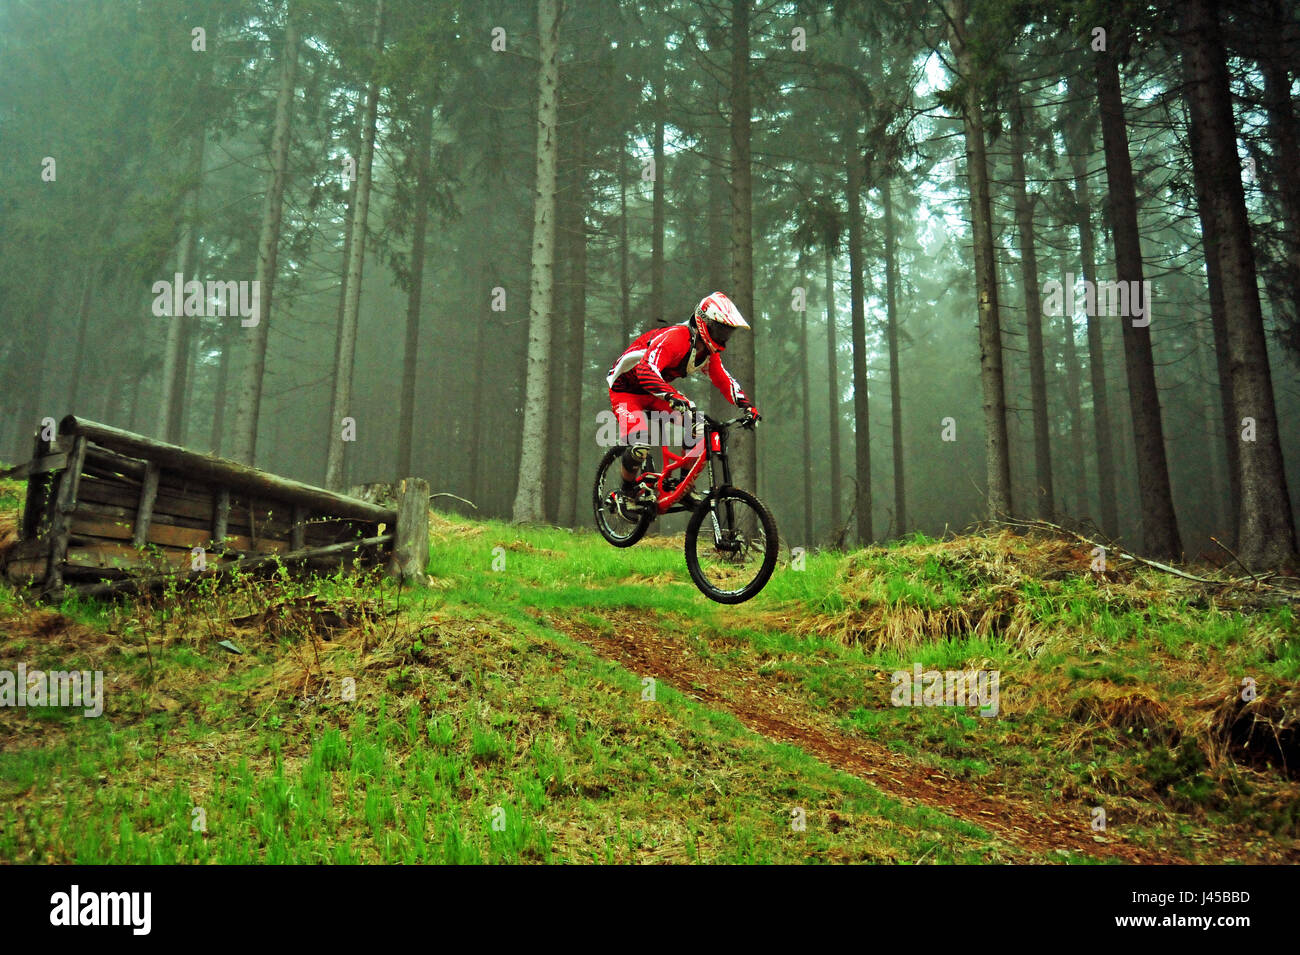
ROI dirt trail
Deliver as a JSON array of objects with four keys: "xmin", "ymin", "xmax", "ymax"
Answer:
[{"xmin": 560, "ymin": 615, "xmax": 1185, "ymax": 864}]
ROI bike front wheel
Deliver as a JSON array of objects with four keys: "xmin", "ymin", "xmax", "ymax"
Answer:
[{"xmin": 684, "ymin": 487, "xmax": 778, "ymax": 603}]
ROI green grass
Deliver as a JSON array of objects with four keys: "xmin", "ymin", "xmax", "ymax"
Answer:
[
  {"xmin": 0, "ymin": 534, "xmax": 1006, "ymax": 863},
  {"xmin": 1, "ymin": 509, "xmax": 1296, "ymax": 864}
]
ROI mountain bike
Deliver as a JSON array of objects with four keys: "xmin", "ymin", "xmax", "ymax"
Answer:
[{"xmin": 592, "ymin": 412, "xmax": 779, "ymax": 603}]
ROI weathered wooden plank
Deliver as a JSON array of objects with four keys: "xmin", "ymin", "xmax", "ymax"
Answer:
[
  {"xmin": 64, "ymin": 542, "xmax": 192, "ymax": 573},
  {"xmin": 69, "ymin": 515, "xmax": 135, "ymax": 541},
  {"xmin": 71, "ymin": 535, "xmax": 392, "ymax": 599},
  {"xmin": 69, "ymin": 515, "xmax": 290, "ymax": 555},
  {"xmin": 44, "ymin": 436, "xmax": 89, "ymax": 592},
  {"xmin": 305, "ymin": 521, "xmax": 380, "ymax": 546},
  {"xmin": 73, "ymin": 497, "xmax": 212, "ymax": 534},
  {"xmin": 3, "ymin": 452, "xmax": 68, "ymax": 481},
  {"xmin": 4, "ymin": 538, "xmax": 50, "ymax": 562},
  {"xmin": 60, "ymin": 416, "xmax": 397, "ymax": 524},
  {"xmin": 79, "ymin": 474, "xmax": 215, "ymax": 523},
  {"xmin": 83, "ymin": 445, "xmax": 147, "ymax": 482},
  {"xmin": 5, "ymin": 558, "xmax": 49, "ymax": 582},
  {"xmin": 72, "ymin": 496, "xmax": 325, "ymax": 549},
  {"xmin": 227, "ymin": 502, "xmax": 293, "ymax": 538},
  {"xmin": 131, "ymin": 462, "xmax": 161, "ymax": 547}
]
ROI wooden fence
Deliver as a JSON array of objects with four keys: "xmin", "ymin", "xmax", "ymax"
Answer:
[{"xmin": 2, "ymin": 416, "xmax": 429, "ymax": 598}]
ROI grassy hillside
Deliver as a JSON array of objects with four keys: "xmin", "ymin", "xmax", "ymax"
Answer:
[{"xmin": 1, "ymin": 486, "xmax": 1297, "ymax": 863}]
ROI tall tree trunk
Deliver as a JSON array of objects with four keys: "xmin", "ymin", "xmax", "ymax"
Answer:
[
  {"xmin": 158, "ymin": 129, "xmax": 205, "ymax": 442},
  {"xmin": 544, "ymin": 105, "xmax": 572, "ymax": 524},
  {"xmin": 467, "ymin": 255, "xmax": 488, "ymax": 510},
  {"xmin": 1009, "ymin": 89, "xmax": 1054, "ymax": 520},
  {"xmin": 230, "ymin": 9, "xmax": 298, "ymax": 465},
  {"xmin": 651, "ymin": 61, "xmax": 665, "ymax": 325},
  {"xmin": 325, "ymin": 0, "xmax": 385, "ymax": 490},
  {"xmin": 1183, "ymin": 66, "xmax": 1240, "ymax": 543},
  {"xmin": 67, "ymin": 268, "xmax": 96, "ymax": 413},
  {"xmin": 619, "ymin": 149, "xmax": 631, "ymax": 343},
  {"xmin": 799, "ymin": 271, "xmax": 813, "ymax": 544},
  {"xmin": 1058, "ymin": 251, "xmax": 1087, "ymax": 519},
  {"xmin": 558, "ymin": 122, "xmax": 588, "ymax": 528},
  {"xmin": 727, "ymin": 0, "xmax": 757, "ymax": 496},
  {"xmin": 947, "ymin": 0, "xmax": 1012, "ymax": 519},
  {"xmin": 511, "ymin": 0, "xmax": 560, "ymax": 522},
  {"xmin": 708, "ymin": 108, "xmax": 728, "ymax": 293},
  {"xmin": 707, "ymin": 103, "xmax": 731, "ymax": 421},
  {"xmin": 178, "ymin": 321, "xmax": 199, "ymax": 445},
  {"xmin": 1258, "ymin": 0, "xmax": 1300, "ymax": 329},
  {"xmin": 1096, "ymin": 41, "xmax": 1183, "ymax": 560},
  {"xmin": 882, "ymin": 178, "xmax": 906, "ymax": 537},
  {"xmin": 845, "ymin": 132, "xmax": 872, "ymax": 544},
  {"xmin": 1064, "ymin": 89, "xmax": 1119, "ymax": 536},
  {"xmin": 171, "ymin": 221, "xmax": 202, "ymax": 445},
  {"xmin": 210, "ymin": 317, "xmax": 231, "ymax": 454},
  {"xmin": 398, "ymin": 99, "xmax": 434, "ymax": 479},
  {"xmin": 12, "ymin": 265, "xmax": 57, "ymax": 461},
  {"xmin": 1183, "ymin": 0, "xmax": 1296, "ymax": 567},
  {"xmin": 1194, "ymin": 314, "xmax": 1231, "ymax": 541},
  {"xmin": 825, "ymin": 246, "xmax": 843, "ymax": 537}
]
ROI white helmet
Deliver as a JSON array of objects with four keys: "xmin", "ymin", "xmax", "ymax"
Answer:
[{"xmin": 693, "ymin": 291, "xmax": 749, "ymax": 352}]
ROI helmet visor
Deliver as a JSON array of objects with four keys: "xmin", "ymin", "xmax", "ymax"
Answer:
[{"xmin": 707, "ymin": 319, "xmax": 736, "ymax": 345}]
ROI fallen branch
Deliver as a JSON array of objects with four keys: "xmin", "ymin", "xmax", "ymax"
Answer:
[
  {"xmin": 1209, "ymin": 536, "xmax": 1262, "ymax": 584},
  {"xmin": 430, "ymin": 492, "xmax": 477, "ymax": 510},
  {"xmin": 994, "ymin": 518, "xmax": 1221, "ymax": 584}
]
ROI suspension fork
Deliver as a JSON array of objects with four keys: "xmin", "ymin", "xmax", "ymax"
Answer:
[{"xmin": 706, "ymin": 429, "xmax": 737, "ymax": 549}]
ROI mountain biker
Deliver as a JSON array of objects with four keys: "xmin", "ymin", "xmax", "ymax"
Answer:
[{"xmin": 605, "ymin": 291, "xmax": 762, "ymax": 519}]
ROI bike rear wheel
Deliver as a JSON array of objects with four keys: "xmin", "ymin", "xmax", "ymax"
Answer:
[
  {"xmin": 684, "ymin": 487, "xmax": 778, "ymax": 603},
  {"xmin": 592, "ymin": 446, "xmax": 653, "ymax": 547}
]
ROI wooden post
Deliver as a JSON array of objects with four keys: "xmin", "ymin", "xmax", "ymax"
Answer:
[
  {"xmin": 44, "ymin": 436, "xmax": 88, "ymax": 594},
  {"xmin": 212, "ymin": 487, "xmax": 230, "ymax": 553},
  {"xmin": 291, "ymin": 503, "xmax": 307, "ymax": 551},
  {"xmin": 20, "ymin": 427, "xmax": 53, "ymax": 541},
  {"xmin": 387, "ymin": 477, "xmax": 429, "ymax": 581},
  {"xmin": 131, "ymin": 462, "xmax": 161, "ymax": 548}
]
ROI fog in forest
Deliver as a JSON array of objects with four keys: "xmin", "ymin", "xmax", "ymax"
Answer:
[{"xmin": 3, "ymin": 0, "xmax": 1298, "ymax": 568}]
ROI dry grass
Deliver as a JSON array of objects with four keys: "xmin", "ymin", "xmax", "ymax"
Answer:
[
  {"xmin": 764, "ymin": 529, "xmax": 1281, "ymax": 657},
  {"xmin": 427, "ymin": 509, "xmax": 484, "ymax": 539},
  {"xmin": 1195, "ymin": 685, "xmax": 1300, "ymax": 777}
]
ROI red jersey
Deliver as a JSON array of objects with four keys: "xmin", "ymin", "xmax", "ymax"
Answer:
[{"xmin": 606, "ymin": 323, "xmax": 750, "ymax": 408}]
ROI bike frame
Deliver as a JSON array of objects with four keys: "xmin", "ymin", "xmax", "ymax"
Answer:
[{"xmin": 646, "ymin": 415, "xmax": 734, "ymax": 515}]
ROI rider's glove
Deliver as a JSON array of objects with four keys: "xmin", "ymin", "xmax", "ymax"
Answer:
[
  {"xmin": 668, "ymin": 396, "xmax": 696, "ymax": 419},
  {"xmin": 744, "ymin": 406, "xmax": 762, "ymax": 428}
]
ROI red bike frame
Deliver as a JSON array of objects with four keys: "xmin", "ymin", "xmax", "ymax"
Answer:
[{"xmin": 645, "ymin": 426, "xmax": 725, "ymax": 514}]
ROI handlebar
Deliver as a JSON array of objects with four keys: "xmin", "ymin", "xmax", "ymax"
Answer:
[{"xmin": 702, "ymin": 412, "xmax": 758, "ymax": 431}]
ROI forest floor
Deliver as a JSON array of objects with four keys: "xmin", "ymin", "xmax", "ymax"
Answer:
[{"xmin": 1, "ymin": 479, "xmax": 1298, "ymax": 864}]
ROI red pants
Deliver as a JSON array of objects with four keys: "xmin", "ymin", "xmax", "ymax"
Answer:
[{"xmin": 609, "ymin": 390, "xmax": 672, "ymax": 443}]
